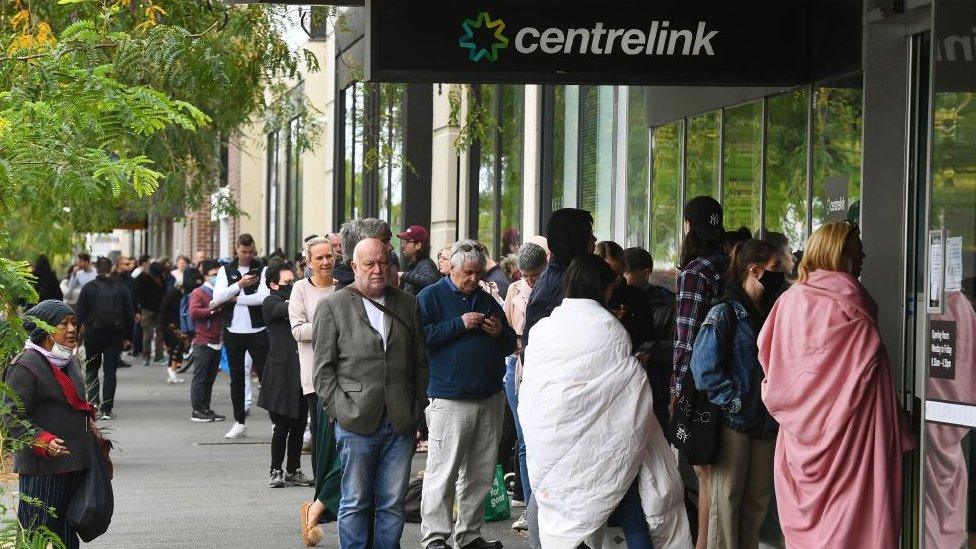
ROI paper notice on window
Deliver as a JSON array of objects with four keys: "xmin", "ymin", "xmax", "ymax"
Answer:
[
  {"xmin": 946, "ymin": 236, "xmax": 963, "ymax": 293},
  {"xmin": 929, "ymin": 230, "xmax": 945, "ymax": 314}
]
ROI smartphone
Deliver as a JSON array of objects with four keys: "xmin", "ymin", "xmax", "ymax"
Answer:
[{"xmin": 247, "ymin": 267, "xmax": 261, "ymax": 278}]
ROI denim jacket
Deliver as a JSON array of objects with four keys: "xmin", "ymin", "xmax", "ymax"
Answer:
[{"xmin": 689, "ymin": 299, "xmax": 777, "ymax": 438}]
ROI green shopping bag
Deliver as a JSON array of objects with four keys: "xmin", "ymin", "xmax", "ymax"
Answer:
[{"xmin": 484, "ymin": 464, "xmax": 511, "ymax": 522}]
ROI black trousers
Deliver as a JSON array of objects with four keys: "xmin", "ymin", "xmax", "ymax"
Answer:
[
  {"xmin": 270, "ymin": 400, "xmax": 308, "ymax": 473},
  {"xmin": 190, "ymin": 344, "xmax": 221, "ymax": 411},
  {"xmin": 223, "ymin": 330, "xmax": 269, "ymax": 424},
  {"xmin": 85, "ymin": 327, "xmax": 123, "ymax": 414}
]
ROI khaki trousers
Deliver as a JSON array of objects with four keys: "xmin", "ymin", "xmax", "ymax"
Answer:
[
  {"xmin": 707, "ymin": 426, "xmax": 776, "ymax": 549},
  {"xmin": 420, "ymin": 392, "xmax": 505, "ymax": 548}
]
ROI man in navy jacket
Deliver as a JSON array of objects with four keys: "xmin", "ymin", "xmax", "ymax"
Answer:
[{"xmin": 417, "ymin": 239, "xmax": 516, "ymax": 549}]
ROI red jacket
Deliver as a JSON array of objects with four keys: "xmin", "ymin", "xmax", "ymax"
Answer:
[{"xmin": 189, "ymin": 285, "xmax": 222, "ymax": 346}]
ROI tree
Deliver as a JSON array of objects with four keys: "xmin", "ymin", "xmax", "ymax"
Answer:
[{"xmin": 0, "ymin": 0, "xmax": 321, "ymax": 259}]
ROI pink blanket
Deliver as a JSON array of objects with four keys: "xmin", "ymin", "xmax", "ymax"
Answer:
[{"xmin": 757, "ymin": 270, "xmax": 913, "ymax": 548}]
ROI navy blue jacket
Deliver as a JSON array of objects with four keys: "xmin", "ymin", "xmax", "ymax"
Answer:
[
  {"xmin": 418, "ymin": 277, "xmax": 517, "ymax": 399},
  {"xmin": 523, "ymin": 260, "xmax": 567, "ymax": 350}
]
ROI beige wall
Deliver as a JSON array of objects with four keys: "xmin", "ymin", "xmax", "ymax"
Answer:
[
  {"xmin": 236, "ymin": 124, "xmax": 266, "ymax": 254},
  {"xmin": 430, "ymin": 84, "xmax": 461, "ymax": 254},
  {"xmin": 302, "ymin": 38, "xmax": 335, "ymax": 239}
]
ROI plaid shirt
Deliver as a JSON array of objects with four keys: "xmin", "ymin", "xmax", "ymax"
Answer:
[{"xmin": 672, "ymin": 252, "xmax": 727, "ymax": 395}]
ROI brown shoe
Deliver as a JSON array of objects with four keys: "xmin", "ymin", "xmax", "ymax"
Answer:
[{"xmin": 300, "ymin": 501, "xmax": 323, "ymax": 546}]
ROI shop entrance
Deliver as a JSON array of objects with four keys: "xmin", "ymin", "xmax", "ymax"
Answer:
[{"xmin": 918, "ymin": 1, "xmax": 976, "ymax": 547}]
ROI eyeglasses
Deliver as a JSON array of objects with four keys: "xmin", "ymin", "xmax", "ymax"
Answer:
[{"xmin": 454, "ymin": 243, "xmax": 487, "ymax": 254}]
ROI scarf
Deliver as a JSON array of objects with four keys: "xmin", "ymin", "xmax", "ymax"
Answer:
[{"xmin": 24, "ymin": 342, "xmax": 95, "ymax": 418}]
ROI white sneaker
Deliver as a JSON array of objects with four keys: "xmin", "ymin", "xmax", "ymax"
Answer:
[
  {"xmin": 511, "ymin": 512, "xmax": 528, "ymax": 531},
  {"xmin": 224, "ymin": 422, "xmax": 247, "ymax": 439},
  {"xmin": 167, "ymin": 369, "xmax": 186, "ymax": 384}
]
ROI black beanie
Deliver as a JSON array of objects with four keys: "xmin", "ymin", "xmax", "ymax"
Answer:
[{"xmin": 23, "ymin": 300, "xmax": 74, "ymax": 344}]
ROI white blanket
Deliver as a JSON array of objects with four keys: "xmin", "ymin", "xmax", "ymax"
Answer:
[{"xmin": 520, "ymin": 298, "xmax": 691, "ymax": 548}]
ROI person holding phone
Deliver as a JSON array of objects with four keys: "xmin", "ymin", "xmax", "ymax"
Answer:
[
  {"xmin": 417, "ymin": 239, "xmax": 516, "ymax": 549},
  {"xmin": 210, "ymin": 233, "xmax": 271, "ymax": 439}
]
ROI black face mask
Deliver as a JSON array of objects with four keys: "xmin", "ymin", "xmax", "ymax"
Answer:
[
  {"xmin": 274, "ymin": 284, "xmax": 293, "ymax": 300},
  {"xmin": 758, "ymin": 270, "xmax": 787, "ymax": 297}
]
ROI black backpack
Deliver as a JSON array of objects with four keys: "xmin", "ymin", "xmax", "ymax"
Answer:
[{"xmin": 91, "ymin": 279, "xmax": 125, "ymax": 331}]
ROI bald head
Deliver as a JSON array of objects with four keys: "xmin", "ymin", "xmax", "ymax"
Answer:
[{"xmin": 352, "ymin": 238, "xmax": 389, "ymax": 298}]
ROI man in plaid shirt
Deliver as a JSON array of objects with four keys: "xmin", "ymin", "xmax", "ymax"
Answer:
[{"xmin": 672, "ymin": 196, "xmax": 728, "ymax": 396}]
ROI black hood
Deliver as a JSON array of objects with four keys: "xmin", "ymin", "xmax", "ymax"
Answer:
[
  {"xmin": 546, "ymin": 208, "xmax": 594, "ymax": 265},
  {"xmin": 334, "ymin": 262, "xmax": 355, "ymax": 290}
]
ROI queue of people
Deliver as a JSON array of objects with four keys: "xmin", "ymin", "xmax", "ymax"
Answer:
[{"xmin": 6, "ymin": 195, "xmax": 914, "ymax": 549}]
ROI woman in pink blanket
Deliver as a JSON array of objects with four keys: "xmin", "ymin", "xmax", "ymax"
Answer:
[{"xmin": 757, "ymin": 221, "xmax": 913, "ymax": 548}]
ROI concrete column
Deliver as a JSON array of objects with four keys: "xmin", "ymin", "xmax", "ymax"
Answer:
[
  {"xmin": 302, "ymin": 38, "xmax": 334, "ymax": 239},
  {"xmin": 522, "ymin": 85, "xmax": 542, "ymax": 240},
  {"xmin": 859, "ymin": 14, "xmax": 911, "ymax": 388},
  {"xmin": 430, "ymin": 84, "xmax": 462, "ymax": 253}
]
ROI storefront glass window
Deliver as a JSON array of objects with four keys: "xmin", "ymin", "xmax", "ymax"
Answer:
[
  {"xmin": 378, "ymin": 84, "xmax": 405, "ymax": 250},
  {"xmin": 686, "ymin": 111, "xmax": 721, "ymax": 200},
  {"xmin": 579, "ymin": 85, "xmax": 616, "ymax": 240},
  {"xmin": 343, "ymin": 84, "xmax": 365, "ymax": 221},
  {"xmin": 923, "ymin": 3, "xmax": 976, "ymax": 545},
  {"xmin": 266, "ymin": 131, "xmax": 280, "ymax": 253},
  {"xmin": 812, "ymin": 76, "xmax": 863, "ymax": 230},
  {"xmin": 500, "ymin": 86, "xmax": 524, "ymax": 256},
  {"xmin": 473, "ymin": 85, "xmax": 524, "ymax": 260},
  {"xmin": 722, "ymin": 101, "xmax": 763, "ymax": 233},
  {"xmin": 765, "ymin": 89, "xmax": 810, "ymax": 251},
  {"xmin": 286, "ymin": 117, "xmax": 303, "ymax": 256},
  {"xmin": 626, "ymin": 87, "xmax": 649, "ymax": 248},
  {"xmin": 651, "ymin": 121, "xmax": 682, "ymax": 269}
]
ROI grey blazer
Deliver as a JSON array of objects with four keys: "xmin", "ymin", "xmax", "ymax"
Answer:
[
  {"xmin": 3, "ymin": 350, "xmax": 92, "ymax": 476},
  {"xmin": 312, "ymin": 286, "xmax": 429, "ymax": 436}
]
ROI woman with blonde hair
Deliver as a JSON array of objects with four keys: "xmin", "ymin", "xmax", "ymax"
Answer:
[
  {"xmin": 757, "ymin": 221, "xmax": 913, "ymax": 548},
  {"xmin": 289, "ymin": 235, "xmax": 339, "ymax": 545}
]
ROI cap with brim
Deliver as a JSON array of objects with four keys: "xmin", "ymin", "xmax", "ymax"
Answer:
[
  {"xmin": 397, "ymin": 225, "xmax": 429, "ymax": 243},
  {"xmin": 684, "ymin": 196, "xmax": 725, "ymax": 242}
]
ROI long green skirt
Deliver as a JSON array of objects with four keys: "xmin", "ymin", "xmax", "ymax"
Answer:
[{"xmin": 314, "ymin": 398, "xmax": 342, "ymax": 518}]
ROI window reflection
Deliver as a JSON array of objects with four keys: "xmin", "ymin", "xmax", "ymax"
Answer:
[
  {"xmin": 686, "ymin": 111, "xmax": 721, "ymax": 200},
  {"xmin": 766, "ymin": 89, "xmax": 810, "ymax": 252},
  {"xmin": 626, "ymin": 87, "xmax": 650, "ymax": 248},
  {"xmin": 579, "ymin": 85, "xmax": 616, "ymax": 241},
  {"xmin": 474, "ymin": 85, "xmax": 524, "ymax": 260},
  {"xmin": 812, "ymin": 77, "xmax": 863, "ymax": 230},
  {"xmin": 722, "ymin": 101, "xmax": 763, "ymax": 233},
  {"xmin": 651, "ymin": 121, "xmax": 682, "ymax": 269}
]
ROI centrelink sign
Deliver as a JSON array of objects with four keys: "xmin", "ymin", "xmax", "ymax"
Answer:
[{"xmin": 364, "ymin": 0, "xmax": 853, "ymax": 85}]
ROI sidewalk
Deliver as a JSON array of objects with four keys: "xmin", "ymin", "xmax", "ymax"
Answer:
[{"xmin": 84, "ymin": 355, "xmax": 527, "ymax": 548}]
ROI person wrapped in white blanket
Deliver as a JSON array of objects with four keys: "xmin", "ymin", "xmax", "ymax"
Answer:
[{"xmin": 520, "ymin": 254, "xmax": 691, "ymax": 548}]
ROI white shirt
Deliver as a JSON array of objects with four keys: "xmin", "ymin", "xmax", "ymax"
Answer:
[
  {"xmin": 171, "ymin": 268, "xmax": 184, "ymax": 289},
  {"xmin": 210, "ymin": 263, "xmax": 269, "ymax": 334},
  {"xmin": 363, "ymin": 295, "xmax": 389, "ymax": 350},
  {"xmin": 67, "ymin": 268, "xmax": 96, "ymax": 292}
]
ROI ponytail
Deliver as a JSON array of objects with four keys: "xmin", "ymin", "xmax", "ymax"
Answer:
[{"xmin": 726, "ymin": 239, "xmax": 776, "ymax": 291}]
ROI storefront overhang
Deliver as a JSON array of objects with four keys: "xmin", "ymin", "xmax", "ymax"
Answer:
[{"xmin": 365, "ymin": 0, "xmax": 861, "ymax": 86}]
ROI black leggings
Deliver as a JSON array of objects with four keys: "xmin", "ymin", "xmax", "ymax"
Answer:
[{"xmin": 270, "ymin": 404, "xmax": 308, "ymax": 473}]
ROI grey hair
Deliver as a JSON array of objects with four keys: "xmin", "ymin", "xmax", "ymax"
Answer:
[
  {"xmin": 450, "ymin": 239, "xmax": 487, "ymax": 272},
  {"xmin": 339, "ymin": 218, "xmax": 391, "ymax": 264},
  {"xmin": 517, "ymin": 242, "xmax": 547, "ymax": 273},
  {"xmin": 303, "ymin": 235, "xmax": 332, "ymax": 259}
]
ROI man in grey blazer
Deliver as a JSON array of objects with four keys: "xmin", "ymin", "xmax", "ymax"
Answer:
[{"xmin": 313, "ymin": 237, "xmax": 429, "ymax": 549}]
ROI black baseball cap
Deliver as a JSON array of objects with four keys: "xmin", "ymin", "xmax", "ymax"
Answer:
[{"xmin": 684, "ymin": 196, "xmax": 725, "ymax": 243}]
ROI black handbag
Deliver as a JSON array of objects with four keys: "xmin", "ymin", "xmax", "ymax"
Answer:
[
  {"xmin": 668, "ymin": 302, "xmax": 737, "ymax": 465},
  {"xmin": 67, "ymin": 434, "xmax": 114, "ymax": 542}
]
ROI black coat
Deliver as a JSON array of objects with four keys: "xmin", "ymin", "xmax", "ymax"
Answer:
[
  {"xmin": 258, "ymin": 294, "xmax": 304, "ymax": 419},
  {"xmin": 400, "ymin": 257, "xmax": 440, "ymax": 296},
  {"xmin": 608, "ymin": 281, "xmax": 654, "ymax": 351}
]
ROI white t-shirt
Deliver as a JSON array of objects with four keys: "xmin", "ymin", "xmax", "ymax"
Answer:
[
  {"xmin": 210, "ymin": 263, "xmax": 269, "ymax": 334},
  {"xmin": 363, "ymin": 295, "xmax": 389, "ymax": 350}
]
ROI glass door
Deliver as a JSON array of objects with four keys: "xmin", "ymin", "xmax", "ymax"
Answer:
[{"xmin": 921, "ymin": 2, "xmax": 976, "ymax": 548}]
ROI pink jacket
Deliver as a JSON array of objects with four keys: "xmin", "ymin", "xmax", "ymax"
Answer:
[{"xmin": 757, "ymin": 270, "xmax": 913, "ymax": 549}]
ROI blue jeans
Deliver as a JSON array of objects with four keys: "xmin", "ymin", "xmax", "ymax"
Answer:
[
  {"xmin": 611, "ymin": 479, "xmax": 653, "ymax": 549},
  {"xmin": 334, "ymin": 416, "xmax": 415, "ymax": 549},
  {"xmin": 503, "ymin": 355, "xmax": 531, "ymax": 503}
]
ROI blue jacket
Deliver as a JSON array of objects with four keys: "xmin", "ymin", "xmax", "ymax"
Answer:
[
  {"xmin": 690, "ymin": 299, "xmax": 777, "ymax": 438},
  {"xmin": 418, "ymin": 277, "xmax": 517, "ymax": 399},
  {"xmin": 523, "ymin": 260, "xmax": 567, "ymax": 350}
]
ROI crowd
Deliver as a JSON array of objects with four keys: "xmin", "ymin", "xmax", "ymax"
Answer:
[{"xmin": 4, "ymin": 195, "xmax": 915, "ymax": 549}]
